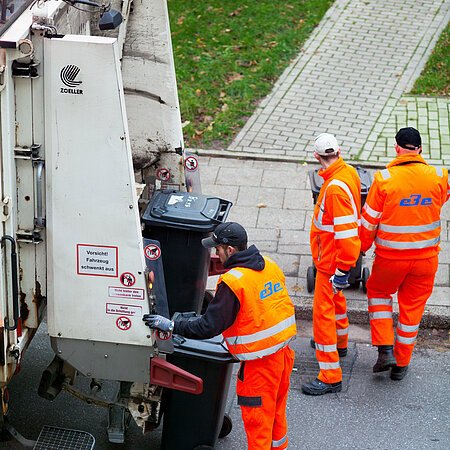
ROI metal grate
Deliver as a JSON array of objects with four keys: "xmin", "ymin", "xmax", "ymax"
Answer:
[{"xmin": 34, "ymin": 426, "xmax": 95, "ymax": 450}]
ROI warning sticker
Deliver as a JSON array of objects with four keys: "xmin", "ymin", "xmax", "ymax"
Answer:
[
  {"xmin": 120, "ymin": 272, "xmax": 136, "ymax": 287},
  {"xmin": 184, "ymin": 155, "xmax": 199, "ymax": 171},
  {"xmin": 107, "ymin": 303, "xmax": 142, "ymax": 317},
  {"xmin": 156, "ymin": 168, "xmax": 171, "ymax": 181},
  {"xmin": 77, "ymin": 244, "xmax": 118, "ymax": 277},
  {"xmin": 144, "ymin": 244, "xmax": 161, "ymax": 260},
  {"xmin": 108, "ymin": 286, "xmax": 145, "ymax": 300},
  {"xmin": 116, "ymin": 316, "xmax": 132, "ymax": 330}
]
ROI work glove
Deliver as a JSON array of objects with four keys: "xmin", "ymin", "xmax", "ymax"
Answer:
[
  {"xmin": 329, "ymin": 268, "xmax": 350, "ymax": 293},
  {"xmin": 142, "ymin": 314, "xmax": 174, "ymax": 332}
]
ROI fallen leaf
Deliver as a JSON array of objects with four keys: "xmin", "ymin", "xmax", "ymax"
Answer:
[
  {"xmin": 219, "ymin": 91, "xmax": 227, "ymax": 98},
  {"xmin": 221, "ymin": 104, "xmax": 229, "ymax": 112},
  {"xmin": 195, "ymin": 89, "xmax": 202, "ymax": 97},
  {"xmin": 229, "ymin": 7, "xmax": 243, "ymax": 17},
  {"xmin": 177, "ymin": 16, "xmax": 185, "ymax": 25},
  {"xmin": 257, "ymin": 203, "xmax": 267, "ymax": 208},
  {"xmin": 226, "ymin": 72, "xmax": 244, "ymax": 84},
  {"xmin": 181, "ymin": 121, "xmax": 190, "ymax": 128}
]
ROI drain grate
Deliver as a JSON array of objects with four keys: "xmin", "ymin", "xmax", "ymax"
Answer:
[
  {"xmin": 34, "ymin": 426, "xmax": 95, "ymax": 450},
  {"xmin": 289, "ymin": 337, "xmax": 358, "ymax": 392}
]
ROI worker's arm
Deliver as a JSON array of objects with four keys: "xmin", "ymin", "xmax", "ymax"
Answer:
[
  {"xmin": 172, "ymin": 282, "xmax": 240, "ymax": 339},
  {"xmin": 360, "ymin": 173, "xmax": 385, "ymax": 253}
]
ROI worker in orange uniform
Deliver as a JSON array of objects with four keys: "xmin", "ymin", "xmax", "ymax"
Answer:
[
  {"xmin": 302, "ymin": 133, "xmax": 361, "ymax": 396},
  {"xmin": 361, "ymin": 127, "xmax": 449, "ymax": 380},
  {"xmin": 144, "ymin": 222, "xmax": 297, "ymax": 450}
]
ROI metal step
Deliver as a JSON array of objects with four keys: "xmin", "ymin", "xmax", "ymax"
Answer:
[{"xmin": 33, "ymin": 426, "xmax": 95, "ymax": 450}]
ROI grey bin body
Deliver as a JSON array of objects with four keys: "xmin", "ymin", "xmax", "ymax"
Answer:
[
  {"xmin": 161, "ymin": 333, "xmax": 236, "ymax": 450},
  {"xmin": 142, "ymin": 190, "xmax": 232, "ymax": 317}
]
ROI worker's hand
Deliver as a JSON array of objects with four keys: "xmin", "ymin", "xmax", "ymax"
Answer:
[
  {"xmin": 142, "ymin": 314, "xmax": 174, "ymax": 332},
  {"xmin": 329, "ymin": 269, "xmax": 350, "ymax": 293}
]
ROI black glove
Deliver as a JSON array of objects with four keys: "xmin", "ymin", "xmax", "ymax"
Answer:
[
  {"xmin": 142, "ymin": 314, "xmax": 174, "ymax": 332},
  {"xmin": 329, "ymin": 268, "xmax": 350, "ymax": 293}
]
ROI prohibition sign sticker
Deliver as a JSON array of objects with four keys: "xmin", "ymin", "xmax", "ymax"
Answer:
[
  {"xmin": 120, "ymin": 272, "xmax": 136, "ymax": 287},
  {"xmin": 156, "ymin": 168, "xmax": 171, "ymax": 181},
  {"xmin": 144, "ymin": 244, "xmax": 161, "ymax": 260},
  {"xmin": 184, "ymin": 156, "xmax": 198, "ymax": 171},
  {"xmin": 157, "ymin": 330, "xmax": 172, "ymax": 340},
  {"xmin": 116, "ymin": 316, "xmax": 132, "ymax": 331}
]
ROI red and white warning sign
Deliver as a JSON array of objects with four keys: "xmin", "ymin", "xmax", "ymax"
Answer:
[
  {"xmin": 107, "ymin": 303, "xmax": 142, "ymax": 317},
  {"xmin": 156, "ymin": 168, "xmax": 171, "ymax": 181},
  {"xmin": 144, "ymin": 244, "xmax": 161, "ymax": 260},
  {"xmin": 120, "ymin": 272, "xmax": 136, "ymax": 287},
  {"xmin": 184, "ymin": 156, "xmax": 198, "ymax": 171},
  {"xmin": 116, "ymin": 316, "xmax": 132, "ymax": 331},
  {"xmin": 108, "ymin": 286, "xmax": 145, "ymax": 300},
  {"xmin": 77, "ymin": 244, "xmax": 118, "ymax": 277}
]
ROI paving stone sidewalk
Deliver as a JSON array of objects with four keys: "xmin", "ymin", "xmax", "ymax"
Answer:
[
  {"xmin": 227, "ymin": 0, "xmax": 450, "ymax": 163},
  {"xmin": 200, "ymin": 155, "xmax": 450, "ymax": 328}
]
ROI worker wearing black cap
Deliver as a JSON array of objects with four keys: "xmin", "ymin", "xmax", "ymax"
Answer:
[
  {"xmin": 360, "ymin": 127, "xmax": 449, "ymax": 380},
  {"xmin": 144, "ymin": 222, "xmax": 297, "ymax": 450}
]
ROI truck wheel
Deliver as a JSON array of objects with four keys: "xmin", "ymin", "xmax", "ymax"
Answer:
[
  {"xmin": 219, "ymin": 413, "xmax": 232, "ymax": 438},
  {"xmin": 306, "ymin": 266, "xmax": 315, "ymax": 293},
  {"xmin": 362, "ymin": 267, "xmax": 370, "ymax": 293}
]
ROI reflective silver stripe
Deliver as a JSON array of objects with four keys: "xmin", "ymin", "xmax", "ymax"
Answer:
[
  {"xmin": 313, "ymin": 216, "xmax": 333, "ymax": 232},
  {"xmin": 379, "ymin": 220, "xmax": 441, "ymax": 233},
  {"xmin": 368, "ymin": 297, "xmax": 392, "ymax": 306},
  {"xmin": 233, "ymin": 338, "xmax": 293, "ymax": 361},
  {"xmin": 361, "ymin": 216, "xmax": 378, "ymax": 231},
  {"xmin": 434, "ymin": 166, "xmax": 443, "ymax": 177},
  {"xmin": 369, "ymin": 311, "xmax": 392, "ymax": 320},
  {"xmin": 334, "ymin": 214, "xmax": 358, "ymax": 225},
  {"xmin": 336, "ymin": 328, "xmax": 348, "ymax": 336},
  {"xmin": 396, "ymin": 335, "xmax": 416, "ymax": 345},
  {"xmin": 272, "ymin": 434, "xmax": 287, "ymax": 448},
  {"xmin": 397, "ymin": 322, "xmax": 420, "ymax": 333},
  {"xmin": 315, "ymin": 343, "xmax": 337, "ymax": 352},
  {"xmin": 375, "ymin": 236, "xmax": 440, "ymax": 249},
  {"xmin": 380, "ymin": 169, "xmax": 390, "ymax": 179},
  {"xmin": 225, "ymin": 315, "xmax": 296, "ymax": 345},
  {"xmin": 319, "ymin": 361, "xmax": 340, "ymax": 370},
  {"xmin": 227, "ymin": 269, "xmax": 244, "ymax": 279},
  {"xmin": 335, "ymin": 228, "xmax": 358, "ymax": 239},
  {"xmin": 363, "ymin": 203, "xmax": 382, "ymax": 219},
  {"xmin": 328, "ymin": 179, "xmax": 359, "ymax": 221},
  {"xmin": 335, "ymin": 313, "xmax": 347, "ymax": 320}
]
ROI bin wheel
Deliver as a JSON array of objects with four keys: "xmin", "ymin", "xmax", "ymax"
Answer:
[
  {"xmin": 306, "ymin": 266, "xmax": 315, "ymax": 293},
  {"xmin": 362, "ymin": 267, "xmax": 370, "ymax": 293},
  {"xmin": 201, "ymin": 291, "xmax": 214, "ymax": 315},
  {"xmin": 219, "ymin": 413, "xmax": 233, "ymax": 439}
]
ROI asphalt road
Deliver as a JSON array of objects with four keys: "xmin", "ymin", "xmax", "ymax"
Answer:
[{"xmin": 1, "ymin": 322, "xmax": 449, "ymax": 450}]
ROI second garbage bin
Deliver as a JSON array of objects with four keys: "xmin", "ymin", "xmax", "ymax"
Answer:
[{"xmin": 142, "ymin": 190, "xmax": 232, "ymax": 317}]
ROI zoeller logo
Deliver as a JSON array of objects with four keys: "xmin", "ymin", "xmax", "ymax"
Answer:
[{"xmin": 60, "ymin": 65, "xmax": 83, "ymax": 95}]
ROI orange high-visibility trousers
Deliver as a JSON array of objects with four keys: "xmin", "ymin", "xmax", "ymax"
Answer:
[
  {"xmin": 313, "ymin": 270, "xmax": 349, "ymax": 384},
  {"xmin": 366, "ymin": 255, "xmax": 438, "ymax": 367},
  {"xmin": 237, "ymin": 345, "xmax": 295, "ymax": 450}
]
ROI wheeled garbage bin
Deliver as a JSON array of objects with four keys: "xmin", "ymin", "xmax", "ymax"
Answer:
[
  {"xmin": 306, "ymin": 166, "xmax": 372, "ymax": 293},
  {"xmin": 142, "ymin": 190, "xmax": 232, "ymax": 317},
  {"xmin": 161, "ymin": 328, "xmax": 236, "ymax": 450}
]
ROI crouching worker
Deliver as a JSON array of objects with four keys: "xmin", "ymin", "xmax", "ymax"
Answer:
[{"xmin": 143, "ymin": 222, "xmax": 297, "ymax": 450}]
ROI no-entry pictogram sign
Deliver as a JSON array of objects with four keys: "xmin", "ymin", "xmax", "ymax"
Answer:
[
  {"xmin": 144, "ymin": 244, "xmax": 161, "ymax": 260},
  {"xmin": 156, "ymin": 168, "xmax": 171, "ymax": 181},
  {"xmin": 184, "ymin": 156, "xmax": 198, "ymax": 171},
  {"xmin": 120, "ymin": 272, "xmax": 136, "ymax": 287},
  {"xmin": 116, "ymin": 316, "xmax": 132, "ymax": 331}
]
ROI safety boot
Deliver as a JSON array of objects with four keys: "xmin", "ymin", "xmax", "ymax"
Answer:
[
  {"xmin": 373, "ymin": 345, "xmax": 396, "ymax": 373},
  {"xmin": 390, "ymin": 365, "xmax": 408, "ymax": 381},
  {"xmin": 310, "ymin": 338, "xmax": 347, "ymax": 357},
  {"xmin": 301, "ymin": 378, "xmax": 342, "ymax": 396}
]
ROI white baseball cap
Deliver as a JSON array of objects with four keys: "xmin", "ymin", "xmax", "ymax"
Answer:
[{"xmin": 314, "ymin": 133, "xmax": 340, "ymax": 156}]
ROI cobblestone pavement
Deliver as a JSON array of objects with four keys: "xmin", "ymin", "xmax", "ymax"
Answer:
[{"xmin": 227, "ymin": 0, "xmax": 450, "ymax": 163}]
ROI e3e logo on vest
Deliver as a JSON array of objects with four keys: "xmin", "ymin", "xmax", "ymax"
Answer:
[
  {"xmin": 399, "ymin": 194, "xmax": 432, "ymax": 206},
  {"xmin": 260, "ymin": 281, "xmax": 283, "ymax": 300}
]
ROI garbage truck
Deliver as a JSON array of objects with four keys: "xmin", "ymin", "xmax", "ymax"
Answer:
[{"xmin": 0, "ymin": 1, "xmax": 234, "ymax": 448}]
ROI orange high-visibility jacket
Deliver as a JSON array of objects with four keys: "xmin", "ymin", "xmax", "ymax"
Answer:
[
  {"xmin": 310, "ymin": 158, "xmax": 361, "ymax": 273},
  {"xmin": 218, "ymin": 257, "xmax": 296, "ymax": 361},
  {"xmin": 360, "ymin": 153, "xmax": 449, "ymax": 259}
]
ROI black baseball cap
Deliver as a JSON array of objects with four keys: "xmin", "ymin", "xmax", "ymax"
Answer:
[
  {"xmin": 201, "ymin": 222, "xmax": 248, "ymax": 248},
  {"xmin": 395, "ymin": 127, "xmax": 422, "ymax": 150}
]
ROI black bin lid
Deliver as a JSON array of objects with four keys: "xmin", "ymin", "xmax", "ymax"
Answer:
[
  {"xmin": 142, "ymin": 190, "xmax": 231, "ymax": 232},
  {"xmin": 308, "ymin": 166, "xmax": 372, "ymax": 195}
]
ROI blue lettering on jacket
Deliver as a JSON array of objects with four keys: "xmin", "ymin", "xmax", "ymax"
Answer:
[
  {"xmin": 399, "ymin": 194, "xmax": 432, "ymax": 206},
  {"xmin": 260, "ymin": 281, "xmax": 283, "ymax": 300}
]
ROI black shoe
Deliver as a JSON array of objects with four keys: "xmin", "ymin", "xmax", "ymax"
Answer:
[
  {"xmin": 390, "ymin": 365, "xmax": 408, "ymax": 381},
  {"xmin": 373, "ymin": 345, "xmax": 397, "ymax": 373},
  {"xmin": 310, "ymin": 338, "xmax": 347, "ymax": 357},
  {"xmin": 301, "ymin": 378, "xmax": 342, "ymax": 396}
]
